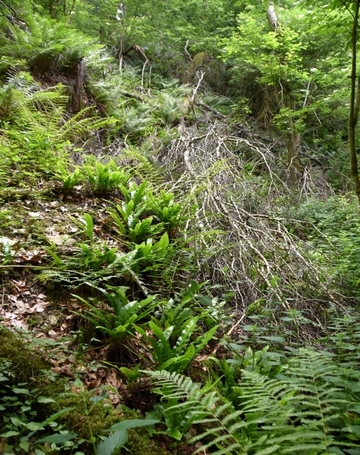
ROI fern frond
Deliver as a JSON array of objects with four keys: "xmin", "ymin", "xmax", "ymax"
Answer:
[
  {"xmin": 146, "ymin": 369, "xmax": 248, "ymax": 454},
  {"xmin": 236, "ymin": 370, "xmax": 293, "ymax": 423},
  {"xmin": 120, "ymin": 148, "xmax": 167, "ymax": 187},
  {"xmin": 59, "ymin": 107, "xmax": 116, "ymax": 141}
]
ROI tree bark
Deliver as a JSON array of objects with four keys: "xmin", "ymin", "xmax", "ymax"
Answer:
[
  {"xmin": 285, "ymin": 114, "xmax": 303, "ymax": 182},
  {"xmin": 267, "ymin": 4, "xmax": 279, "ymax": 31},
  {"xmin": 349, "ymin": 0, "xmax": 360, "ymax": 203}
]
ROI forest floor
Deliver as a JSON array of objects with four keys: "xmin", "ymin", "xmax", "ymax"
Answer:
[{"xmin": 0, "ymin": 180, "xmax": 214, "ymax": 454}]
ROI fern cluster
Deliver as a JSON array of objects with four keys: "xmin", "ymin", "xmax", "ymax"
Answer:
[{"xmin": 147, "ymin": 344, "xmax": 360, "ymax": 455}]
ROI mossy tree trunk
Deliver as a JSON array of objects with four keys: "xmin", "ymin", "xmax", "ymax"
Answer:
[{"xmin": 349, "ymin": 0, "xmax": 360, "ymax": 204}]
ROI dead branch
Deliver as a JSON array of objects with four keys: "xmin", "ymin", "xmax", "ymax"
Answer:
[
  {"xmin": 120, "ymin": 44, "xmax": 152, "ymax": 86},
  {"xmin": 184, "ymin": 40, "xmax": 192, "ymax": 61},
  {"xmin": 190, "ymin": 70, "xmax": 205, "ymax": 103},
  {"xmin": 197, "ymin": 100, "xmax": 227, "ymax": 119},
  {"xmin": 120, "ymin": 90, "xmax": 144, "ymax": 102},
  {"xmin": 154, "ymin": 119, "xmax": 342, "ymax": 335}
]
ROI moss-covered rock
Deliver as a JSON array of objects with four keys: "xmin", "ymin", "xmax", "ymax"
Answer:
[
  {"xmin": 0, "ymin": 327, "xmax": 172, "ymax": 453},
  {"xmin": 0, "ymin": 325, "xmax": 49, "ymax": 382},
  {"xmin": 57, "ymin": 390, "xmax": 171, "ymax": 454},
  {"xmin": 121, "ymin": 407, "xmax": 170, "ymax": 455}
]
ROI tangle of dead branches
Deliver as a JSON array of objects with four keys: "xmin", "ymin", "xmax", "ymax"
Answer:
[{"xmin": 155, "ymin": 119, "xmax": 343, "ymax": 334}]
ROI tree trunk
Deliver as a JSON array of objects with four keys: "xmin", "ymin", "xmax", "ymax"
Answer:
[
  {"xmin": 286, "ymin": 116, "xmax": 302, "ymax": 180},
  {"xmin": 349, "ymin": 0, "xmax": 360, "ymax": 203}
]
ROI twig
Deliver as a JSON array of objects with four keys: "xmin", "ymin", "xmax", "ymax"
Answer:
[
  {"xmin": 197, "ymin": 100, "xmax": 226, "ymax": 119},
  {"xmin": 184, "ymin": 40, "xmax": 192, "ymax": 61},
  {"xmin": 190, "ymin": 71, "xmax": 205, "ymax": 103},
  {"xmin": 227, "ymin": 312, "xmax": 246, "ymax": 336},
  {"xmin": 120, "ymin": 90, "xmax": 144, "ymax": 102}
]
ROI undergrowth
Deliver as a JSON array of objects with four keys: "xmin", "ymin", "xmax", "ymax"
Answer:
[
  {"xmin": 1, "ymin": 11, "xmax": 360, "ymax": 455},
  {"xmin": 147, "ymin": 317, "xmax": 360, "ymax": 455}
]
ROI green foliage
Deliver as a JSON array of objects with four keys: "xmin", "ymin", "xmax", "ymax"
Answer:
[
  {"xmin": 135, "ymin": 318, "xmax": 218, "ymax": 373},
  {"xmin": 148, "ymin": 337, "xmax": 360, "ymax": 454},
  {"xmin": 130, "ymin": 284, "xmax": 222, "ymax": 374},
  {"xmin": 110, "ymin": 182, "xmax": 147, "ymax": 236},
  {"xmin": 71, "ymin": 0, "xmax": 236, "ymax": 81},
  {"xmin": 74, "ymin": 284, "xmax": 158, "ymax": 340},
  {"xmin": 98, "ymin": 419, "xmax": 159, "ymax": 455},
  {"xmin": 220, "ymin": 2, "xmax": 349, "ymax": 154},
  {"xmin": 55, "ymin": 163, "xmax": 85, "ymax": 193},
  {"xmin": 42, "ymin": 229, "xmax": 174, "ymax": 289},
  {"xmin": 40, "ymin": 178, "xmax": 184, "ymax": 289},
  {"xmin": 0, "ymin": 359, "xmax": 76, "ymax": 454},
  {"xmin": 284, "ymin": 195, "xmax": 360, "ymax": 298},
  {"xmin": 79, "ymin": 213, "xmax": 95, "ymax": 241},
  {"xmin": 0, "ymin": 327, "xmax": 48, "ymax": 381},
  {"xmin": 320, "ymin": 313, "xmax": 360, "ymax": 366},
  {"xmin": 97, "ymin": 429, "xmax": 128, "ymax": 455},
  {"xmin": 119, "ymin": 364, "xmax": 141, "ymax": 385},
  {"xmin": 82, "ymin": 159, "xmax": 130, "ymax": 196},
  {"xmin": 2, "ymin": 2, "xmax": 360, "ymax": 455},
  {"xmin": 147, "ymin": 369, "xmax": 244, "ymax": 449},
  {"xmin": 110, "ymin": 181, "xmax": 167, "ymax": 243},
  {"xmin": 0, "ymin": 84, "xmax": 113, "ymax": 188},
  {"xmin": 0, "ymin": 84, "xmax": 69, "ymax": 186},
  {"xmin": 52, "ymin": 377, "xmax": 161, "ymax": 454},
  {"xmin": 1, "ymin": 11, "xmax": 102, "ymax": 71},
  {"xmin": 0, "ymin": 236, "xmax": 16, "ymax": 264},
  {"xmin": 130, "ymin": 232, "xmax": 172, "ymax": 274},
  {"xmin": 147, "ymin": 190, "xmax": 183, "ymax": 233}
]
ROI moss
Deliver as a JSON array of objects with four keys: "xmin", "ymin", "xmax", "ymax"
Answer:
[
  {"xmin": 120, "ymin": 407, "xmax": 171, "ymax": 455},
  {"xmin": 125, "ymin": 427, "xmax": 171, "ymax": 455},
  {"xmin": 0, "ymin": 327, "xmax": 171, "ymax": 453},
  {"xmin": 56, "ymin": 387, "xmax": 121, "ymax": 454},
  {"xmin": 0, "ymin": 326, "xmax": 49, "ymax": 382},
  {"xmin": 57, "ymin": 392, "xmax": 171, "ymax": 454}
]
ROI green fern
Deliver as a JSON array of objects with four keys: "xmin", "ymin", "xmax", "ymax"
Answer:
[
  {"xmin": 234, "ymin": 349, "xmax": 360, "ymax": 454},
  {"xmin": 135, "ymin": 318, "xmax": 218, "ymax": 373},
  {"xmin": 147, "ymin": 346, "xmax": 360, "ymax": 455},
  {"xmin": 146, "ymin": 370, "xmax": 247, "ymax": 454},
  {"xmin": 278, "ymin": 348, "xmax": 360, "ymax": 453},
  {"xmin": 233, "ymin": 369, "xmax": 329, "ymax": 454}
]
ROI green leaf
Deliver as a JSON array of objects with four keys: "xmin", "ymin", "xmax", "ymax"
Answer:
[
  {"xmin": 38, "ymin": 432, "xmax": 76, "ymax": 444},
  {"xmin": 110, "ymin": 419, "xmax": 159, "ymax": 432},
  {"xmin": 109, "ymin": 210, "xmax": 126, "ymax": 235},
  {"xmin": 97, "ymin": 430, "xmax": 128, "ymax": 455},
  {"xmin": 167, "ymin": 428, "xmax": 183, "ymax": 440},
  {"xmin": 149, "ymin": 321, "xmax": 172, "ymax": 358},
  {"xmin": 20, "ymin": 441, "xmax": 30, "ymax": 451},
  {"xmin": 37, "ymin": 396, "xmax": 56, "ymax": 403},
  {"xmin": 11, "ymin": 416, "xmax": 24, "ymax": 427},
  {"xmin": 0, "ymin": 430, "xmax": 19, "ymax": 437},
  {"xmin": 13, "ymin": 388, "xmax": 30, "ymax": 394},
  {"xmin": 27, "ymin": 407, "xmax": 76, "ymax": 438},
  {"xmin": 193, "ymin": 325, "xmax": 218, "ymax": 354},
  {"xmin": 25, "ymin": 421, "xmax": 42, "ymax": 431},
  {"xmin": 173, "ymin": 317, "xmax": 198, "ymax": 355},
  {"xmin": 260, "ymin": 336, "xmax": 286, "ymax": 343},
  {"xmin": 154, "ymin": 232, "xmax": 169, "ymax": 255},
  {"xmin": 161, "ymin": 353, "xmax": 192, "ymax": 372},
  {"xmin": 114, "ymin": 324, "xmax": 129, "ymax": 333},
  {"xmin": 83, "ymin": 213, "xmax": 94, "ymax": 240},
  {"xmin": 342, "ymin": 425, "xmax": 360, "ymax": 437}
]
